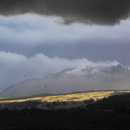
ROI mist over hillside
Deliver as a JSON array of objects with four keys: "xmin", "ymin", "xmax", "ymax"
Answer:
[{"xmin": 0, "ymin": 64, "xmax": 130, "ymax": 97}]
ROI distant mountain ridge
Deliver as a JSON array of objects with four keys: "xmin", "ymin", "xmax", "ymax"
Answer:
[
  {"xmin": 44, "ymin": 64, "xmax": 130, "ymax": 79},
  {"xmin": 0, "ymin": 64, "xmax": 130, "ymax": 97}
]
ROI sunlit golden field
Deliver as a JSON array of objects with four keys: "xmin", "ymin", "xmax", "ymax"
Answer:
[
  {"xmin": 40, "ymin": 91, "xmax": 115, "ymax": 102},
  {"xmin": 0, "ymin": 91, "xmax": 130, "ymax": 104}
]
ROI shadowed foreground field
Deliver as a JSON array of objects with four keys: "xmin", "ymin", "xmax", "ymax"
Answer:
[
  {"xmin": 0, "ymin": 109, "xmax": 130, "ymax": 130},
  {"xmin": 0, "ymin": 91, "xmax": 130, "ymax": 129}
]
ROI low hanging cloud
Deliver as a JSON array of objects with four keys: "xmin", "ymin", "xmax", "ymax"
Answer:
[
  {"xmin": 0, "ymin": 51, "xmax": 119, "ymax": 92},
  {"xmin": 0, "ymin": 0, "xmax": 130, "ymax": 25}
]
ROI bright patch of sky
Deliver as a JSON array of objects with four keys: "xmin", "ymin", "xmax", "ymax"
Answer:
[{"xmin": 0, "ymin": 14, "xmax": 130, "ymax": 46}]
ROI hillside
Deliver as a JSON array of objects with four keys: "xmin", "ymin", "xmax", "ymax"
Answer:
[{"xmin": 1, "ymin": 64, "xmax": 130, "ymax": 97}]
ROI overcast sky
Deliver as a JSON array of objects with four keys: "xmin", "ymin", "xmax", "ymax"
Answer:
[{"xmin": 0, "ymin": 0, "xmax": 130, "ymax": 92}]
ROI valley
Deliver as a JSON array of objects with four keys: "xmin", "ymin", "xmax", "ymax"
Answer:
[
  {"xmin": 0, "ymin": 90, "xmax": 130, "ymax": 109},
  {"xmin": 0, "ymin": 90, "xmax": 130, "ymax": 130}
]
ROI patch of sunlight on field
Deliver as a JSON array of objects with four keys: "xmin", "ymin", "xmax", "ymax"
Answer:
[
  {"xmin": 118, "ymin": 91, "xmax": 130, "ymax": 93},
  {"xmin": 0, "ymin": 91, "xmax": 115, "ymax": 103},
  {"xmin": 0, "ymin": 91, "xmax": 130, "ymax": 103}
]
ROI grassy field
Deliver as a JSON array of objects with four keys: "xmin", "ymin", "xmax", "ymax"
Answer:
[
  {"xmin": 0, "ymin": 91, "xmax": 129, "ymax": 104},
  {"xmin": 0, "ymin": 97, "xmax": 12, "ymax": 100},
  {"xmin": 0, "ymin": 91, "xmax": 130, "ymax": 129}
]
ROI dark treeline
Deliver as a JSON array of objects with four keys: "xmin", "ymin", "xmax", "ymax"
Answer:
[
  {"xmin": 0, "ymin": 99, "xmax": 94, "ymax": 110},
  {"xmin": 0, "ymin": 100, "xmax": 41, "ymax": 110}
]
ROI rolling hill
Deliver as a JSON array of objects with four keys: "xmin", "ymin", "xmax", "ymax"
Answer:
[{"xmin": 0, "ymin": 64, "xmax": 130, "ymax": 97}]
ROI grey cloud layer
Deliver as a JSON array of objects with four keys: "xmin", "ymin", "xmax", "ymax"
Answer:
[{"xmin": 0, "ymin": 0, "xmax": 130, "ymax": 25}]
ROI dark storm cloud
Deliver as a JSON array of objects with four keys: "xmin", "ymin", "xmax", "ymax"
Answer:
[{"xmin": 0, "ymin": 0, "xmax": 130, "ymax": 25}]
